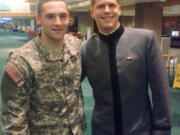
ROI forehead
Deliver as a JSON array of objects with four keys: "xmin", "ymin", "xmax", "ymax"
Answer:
[
  {"xmin": 94, "ymin": 0, "xmax": 119, "ymax": 5},
  {"xmin": 42, "ymin": 1, "xmax": 68, "ymax": 14}
]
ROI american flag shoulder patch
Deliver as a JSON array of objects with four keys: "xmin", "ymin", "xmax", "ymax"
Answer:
[{"xmin": 6, "ymin": 65, "xmax": 23, "ymax": 83}]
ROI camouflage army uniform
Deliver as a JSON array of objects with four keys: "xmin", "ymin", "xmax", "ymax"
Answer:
[{"xmin": 1, "ymin": 34, "xmax": 87, "ymax": 135}]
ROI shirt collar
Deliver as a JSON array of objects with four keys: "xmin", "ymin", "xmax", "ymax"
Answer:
[{"xmin": 99, "ymin": 25, "xmax": 124, "ymax": 44}]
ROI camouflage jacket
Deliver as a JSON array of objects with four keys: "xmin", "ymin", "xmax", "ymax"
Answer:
[{"xmin": 1, "ymin": 34, "xmax": 87, "ymax": 135}]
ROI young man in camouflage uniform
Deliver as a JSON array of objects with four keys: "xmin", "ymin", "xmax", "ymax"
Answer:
[{"xmin": 1, "ymin": 0, "xmax": 87, "ymax": 134}]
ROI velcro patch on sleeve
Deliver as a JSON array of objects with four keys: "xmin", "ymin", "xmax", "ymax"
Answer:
[{"xmin": 6, "ymin": 65, "xmax": 23, "ymax": 83}]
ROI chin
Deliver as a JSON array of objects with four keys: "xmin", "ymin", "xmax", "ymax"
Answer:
[
  {"xmin": 104, "ymin": 26, "xmax": 114, "ymax": 30},
  {"xmin": 103, "ymin": 23, "xmax": 113, "ymax": 27},
  {"xmin": 54, "ymin": 37, "xmax": 63, "ymax": 41}
]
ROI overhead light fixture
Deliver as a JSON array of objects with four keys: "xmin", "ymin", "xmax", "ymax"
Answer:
[{"xmin": 160, "ymin": 0, "xmax": 166, "ymax": 2}]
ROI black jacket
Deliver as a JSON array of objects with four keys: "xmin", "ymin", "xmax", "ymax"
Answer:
[{"xmin": 81, "ymin": 27, "xmax": 171, "ymax": 135}]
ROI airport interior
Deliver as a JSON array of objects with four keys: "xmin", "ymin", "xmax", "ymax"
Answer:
[{"xmin": 0, "ymin": 0, "xmax": 180, "ymax": 134}]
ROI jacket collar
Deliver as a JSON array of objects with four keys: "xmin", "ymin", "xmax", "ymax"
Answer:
[
  {"xmin": 99, "ymin": 25, "xmax": 124, "ymax": 45},
  {"xmin": 35, "ymin": 36, "xmax": 64, "ymax": 62}
]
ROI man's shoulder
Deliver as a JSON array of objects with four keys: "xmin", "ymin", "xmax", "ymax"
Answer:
[
  {"xmin": 88, "ymin": 33, "xmax": 98, "ymax": 41},
  {"xmin": 8, "ymin": 37, "xmax": 38, "ymax": 64},
  {"xmin": 82, "ymin": 33, "xmax": 98, "ymax": 46},
  {"xmin": 124, "ymin": 27, "xmax": 154, "ymax": 37},
  {"xmin": 80, "ymin": 34, "xmax": 99, "ymax": 56},
  {"xmin": 65, "ymin": 34, "xmax": 81, "ymax": 45},
  {"xmin": 64, "ymin": 34, "xmax": 83, "ymax": 56},
  {"xmin": 13, "ymin": 38, "xmax": 37, "ymax": 55},
  {"xmin": 64, "ymin": 34, "xmax": 82, "ymax": 49}
]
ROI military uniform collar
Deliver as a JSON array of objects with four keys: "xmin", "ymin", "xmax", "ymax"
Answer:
[
  {"xmin": 34, "ymin": 35, "xmax": 76, "ymax": 63},
  {"xmin": 35, "ymin": 36, "xmax": 64, "ymax": 61}
]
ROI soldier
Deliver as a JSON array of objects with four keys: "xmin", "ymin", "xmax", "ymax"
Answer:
[{"xmin": 1, "ymin": 0, "xmax": 86, "ymax": 134}]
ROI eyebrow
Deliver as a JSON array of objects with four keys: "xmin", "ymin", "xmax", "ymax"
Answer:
[{"xmin": 45, "ymin": 12, "xmax": 69, "ymax": 15}]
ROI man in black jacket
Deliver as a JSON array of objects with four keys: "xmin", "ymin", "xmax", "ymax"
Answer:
[{"xmin": 81, "ymin": 0, "xmax": 171, "ymax": 135}]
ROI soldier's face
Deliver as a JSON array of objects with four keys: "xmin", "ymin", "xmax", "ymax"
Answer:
[
  {"xmin": 91, "ymin": 0, "xmax": 121, "ymax": 34},
  {"xmin": 36, "ymin": 1, "xmax": 69, "ymax": 45}
]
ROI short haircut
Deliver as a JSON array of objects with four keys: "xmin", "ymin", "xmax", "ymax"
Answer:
[
  {"xmin": 37, "ymin": 0, "xmax": 67, "ymax": 15},
  {"xmin": 91, "ymin": 0, "xmax": 120, "ymax": 7}
]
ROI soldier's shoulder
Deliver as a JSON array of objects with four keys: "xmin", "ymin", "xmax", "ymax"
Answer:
[
  {"xmin": 64, "ymin": 34, "xmax": 82, "ymax": 50},
  {"xmin": 8, "ymin": 38, "xmax": 38, "ymax": 64},
  {"xmin": 12, "ymin": 38, "xmax": 37, "ymax": 56},
  {"xmin": 65, "ymin": 33, "xmax": 81, "ymax": 44}
]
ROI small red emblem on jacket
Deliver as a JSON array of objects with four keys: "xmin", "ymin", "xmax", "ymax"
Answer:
[{"xmin": 125, "ymin": 57, "xmax": 134, "ymax": 61}]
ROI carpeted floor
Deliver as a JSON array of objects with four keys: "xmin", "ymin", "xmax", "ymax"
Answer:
[{"xmin": 0, "ymin": 31, "xmax": 180, "ymax": 135}]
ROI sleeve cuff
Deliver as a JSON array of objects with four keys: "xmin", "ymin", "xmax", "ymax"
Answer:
[{"xmin": 152, "ymin": 129, "xmax": 171, "ymax": 135}]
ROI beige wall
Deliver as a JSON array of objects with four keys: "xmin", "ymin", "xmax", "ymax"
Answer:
[
  {"xmin": 78, "ymin": 12, "xmax": 94, "ymax": 37},
  {"xmin": 135, "ymin": 3, "xmax": 163, "ymax": 43},
  {"xmin": 120, "ymin": 16, "xmax": 134, "ymax": 27}
]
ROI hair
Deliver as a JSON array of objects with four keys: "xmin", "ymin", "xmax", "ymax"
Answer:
[
  {"xmin": 91, "ymin": 0, "xmax": 120, "ymax": 7},
  {"xmin": 37, "ymin": 0, "xmax": 67, "ymax": 15}
]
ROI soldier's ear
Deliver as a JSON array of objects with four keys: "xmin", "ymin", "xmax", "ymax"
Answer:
[{"xmin": 35, "ymin": 14, "xmax": 41, "ymax": 25}]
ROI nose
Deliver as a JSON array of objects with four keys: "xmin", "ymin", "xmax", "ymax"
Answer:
[
  {"xmin": 104, "ymin": 5, "xmax": 110, "ymax": 12},
  {"xmin": 54, "ymin": 16, "xmax": 62, "ymax": 25}
]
